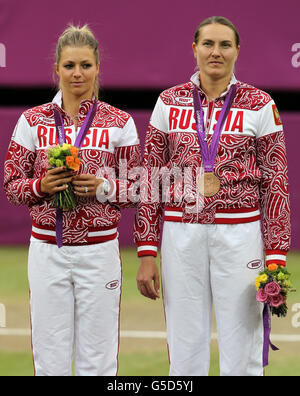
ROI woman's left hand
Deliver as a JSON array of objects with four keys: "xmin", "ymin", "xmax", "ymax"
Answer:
[{"xmin": 72, "ymin": 174, "xmax": 103, "ymax": 197}]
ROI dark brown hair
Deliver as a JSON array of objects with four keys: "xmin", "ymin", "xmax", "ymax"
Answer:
[{"xmin": 194, "ymin": 16, "xmax": 240, "ymax": 47}]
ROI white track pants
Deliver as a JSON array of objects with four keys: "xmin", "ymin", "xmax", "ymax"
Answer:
[
  {"xmin": 161, "ymin": 221, "xmax": 264, "ymax": 376},
  {"xmin": 28, "ymin": 238, "xmax": 122, "ymax": 376}
]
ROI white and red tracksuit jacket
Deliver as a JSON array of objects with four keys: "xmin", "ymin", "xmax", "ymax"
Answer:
[
  {"xmin": 134, "ymin": 73, "xmax": 291, "ymax": 267},
  {"xmin": 4, "ymin": 91, "xmax": 141, "ymax": 245}
]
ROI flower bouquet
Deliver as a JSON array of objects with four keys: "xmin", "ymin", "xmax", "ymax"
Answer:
[
  {"xmin": 47, "ymin": 143, "xmax": 81, "ymax": 210},
  {"xmin": 255, "ymin": 264, "xmax": 295, "ymax": 317}
]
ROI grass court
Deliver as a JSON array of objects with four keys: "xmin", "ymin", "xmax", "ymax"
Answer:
[{"xmin": 0, "ymin": 246, "xmax": 299, "ymax": 376}]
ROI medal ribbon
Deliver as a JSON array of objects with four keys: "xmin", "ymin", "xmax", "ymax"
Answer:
[
  {"xmin": 53, "ymin": 102, "xmax": 97, "ymax": 248},
  {"xmin": 193, "ymin": 84, "xmax": 237, "ymax": 172},
  {"xmin": 263, "ymin": 303, "xmax": 279, "ymax": 368}
]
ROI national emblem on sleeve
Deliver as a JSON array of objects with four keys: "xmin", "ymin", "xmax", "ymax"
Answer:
[{"xmin": 272, "ymin": 104, "xmax": 282, "ymax": 126}]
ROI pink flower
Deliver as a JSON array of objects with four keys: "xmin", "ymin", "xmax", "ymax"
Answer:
[
  {"xmin": 265, "ymin": 282, "xmax": 281, "ymax": 297},
  {"xmin": 256, "ymin": 288, "xmax": 268, "ymax": 303},
  {"xmin": 269, "ymin": 294, "xmax": 284, "ymax": 308}
]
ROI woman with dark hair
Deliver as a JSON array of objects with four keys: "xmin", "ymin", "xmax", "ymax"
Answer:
[{"xmin": 135, "ymin": 16, "xmax": 290, "ymax": 376}]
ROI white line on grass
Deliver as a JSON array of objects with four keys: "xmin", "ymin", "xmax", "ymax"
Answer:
[
  {"xmin": 0, "ymin": 329, "xmax": 300, "ymax": 342},
  {"xmin": 0, "ymin": 328, "xmax": 30, "ymax": 336}
]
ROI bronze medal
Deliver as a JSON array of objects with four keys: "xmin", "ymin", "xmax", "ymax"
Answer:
[
  {"xmin": 198, "ymin": 172, "xmax": 220, "ymax": 197},
  {"xmin": 193, "ymin": 85, "xmax": 236, "ymax": 200}
]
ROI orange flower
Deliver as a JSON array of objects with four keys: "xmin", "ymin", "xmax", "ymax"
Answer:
[
  {"xmin": 73, "ymin": 157, "xmax": 81, "ymax": 171},
  {"xmin": 66, "ymin": 156, "xmax": 75, "ymax": 168},
  {"xmin": 70, "ymin": 146, "xmax": 79, "ymax": 157},
  {"xmin": 66, "ymin": 156, "xmax": 80, "ymax": 172},
  {"xmin": 268, "ymin": 263, "xmax": 278, "ymax": 272}
]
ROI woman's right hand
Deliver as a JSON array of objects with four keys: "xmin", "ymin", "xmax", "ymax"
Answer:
[
  {"xmin": 40, "ymin": 167, "xmax": 74, "ymax": 195},
  {"xmin": 136, "ymin": 256, "xmax": 160, "ymax": 300}
]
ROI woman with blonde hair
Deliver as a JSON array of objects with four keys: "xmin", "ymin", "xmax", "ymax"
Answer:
[{"xmin": 4, "ymin": 24, "xmax": 141, "ymax": 376}]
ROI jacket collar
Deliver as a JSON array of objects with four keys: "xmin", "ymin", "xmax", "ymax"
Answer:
[
  {"xmin": 190, "ymin": 71, "xmax": 237, "ymax": 99},
  {"xmin": 52, "ymin": 90, "xmax": 97, "ymax": 116},
  {"xmin": 52, "ymin": 90, "xmax": 63, "ymax": 107}
]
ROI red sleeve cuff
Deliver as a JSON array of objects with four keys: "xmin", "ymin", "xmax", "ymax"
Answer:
[
  {"xmin": 265, "ymin": 250, "xmax": 287, "ymax": 267},
  {"xmin": 30, "ymin": 178, "xmax": 47, "ymax": 199},
  {"xmin": 137, "ymin": 242, "xmax": 158, "ymax": 258}
]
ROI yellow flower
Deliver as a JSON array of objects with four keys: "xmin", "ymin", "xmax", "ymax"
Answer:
[
  {"xmin": 259, "ymin": 274, "xmax": 268, "ymax": 283},
  {"xmin": 255, "ymin": 277, "xmax": 261, "ymax": 291},
  {"xmin": 62, "ymin": 143, "xmax": 71, "ymax": 150}
]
